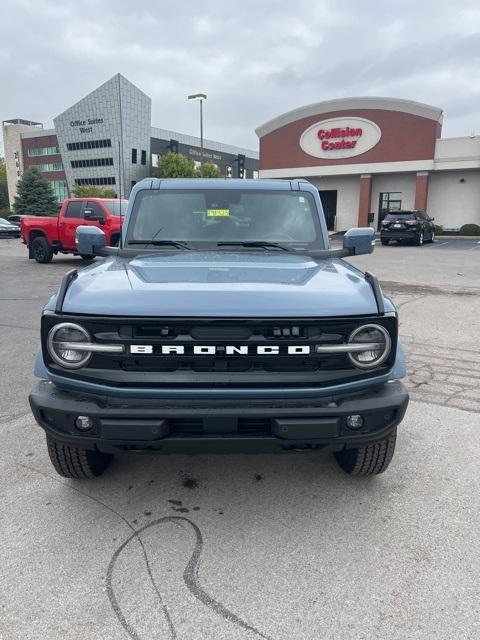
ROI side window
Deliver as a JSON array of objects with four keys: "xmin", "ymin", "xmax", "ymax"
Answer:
[
  {"xmin": 65, "ymin": 201, "xmax": 84, "ymax": 219},
  {"xmin": 86, "ymin": 201, "xmax": 105, "ymax": 219}
]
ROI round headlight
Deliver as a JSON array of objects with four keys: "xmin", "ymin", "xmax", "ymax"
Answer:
[
  {"xmin": 347, "ymin": 324, "xmax": 391, "ymax": 369},
  {"xmin": 47, "ymin": 322, "xmax": 91, "ymax": 369}
]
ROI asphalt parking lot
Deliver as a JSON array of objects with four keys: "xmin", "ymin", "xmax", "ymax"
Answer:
[{"xmin": 1, "ymin": 238, "xmax": 479, "ymax": 640}]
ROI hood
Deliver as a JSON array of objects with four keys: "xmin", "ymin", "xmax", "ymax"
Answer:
[{"xmin": 55, "ymin": 251, "xmax": 390, "ymax": 317}]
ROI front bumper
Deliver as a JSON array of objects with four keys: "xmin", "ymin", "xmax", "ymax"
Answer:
[
  {"xmin": 30, "ymin": 380, "xmax": 409, "ymax": 454},
  {"xmin": 0, "ymin": 231, "xmax": 21, "ymax": 238}
]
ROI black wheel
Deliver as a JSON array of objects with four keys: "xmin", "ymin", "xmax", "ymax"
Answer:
[
  {"xmin": 80, "ymin": 254, "xmax": 95, "ymax": 261},
  {"xmin": 416, "ymin": 231, "xmax": 424, "ymax": 246},
  {"xmin": 46, "ymin": 436, "xmax": 113, "ymax": 478},
  {"xmin": 428, "ymin": 229, "xmax": 435, "ymax": 243},
  {"xmin": 334, "ymin": 429, "xmax": 397, "ymax": 476},
  {"xmin": 381, "ymin": 239, "xmax": 389, "ymax": 246},
  {"xmin": 32, "ymin": 236, "xmax": 53, "ymax": 263}
]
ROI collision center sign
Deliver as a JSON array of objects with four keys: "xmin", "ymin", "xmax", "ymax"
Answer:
[{"xmin": 300, "ymin": 117, "xmax": 381, "ymax": 159}]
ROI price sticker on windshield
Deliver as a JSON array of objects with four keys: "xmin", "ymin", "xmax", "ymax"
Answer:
[{"xmin": 207, "ymin": 209, "xmax": 230, "ymax": 217}]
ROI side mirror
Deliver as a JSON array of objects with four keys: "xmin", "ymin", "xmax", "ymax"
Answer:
[
  {"xmin": 84, "ymin": 208, "xmax": 104, "ymax": 223},
  {"xmin": 343, "ymin": 227, "xmax": 375, "ymax": 256},
  {"xmin": 76, "ymin": 225, "xmax": 106, "ymax": 255}
]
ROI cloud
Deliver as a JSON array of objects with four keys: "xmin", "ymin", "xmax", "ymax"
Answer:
[{"xmin": 1, "ymin": 0, "xmax": 480, "ymax": 151}]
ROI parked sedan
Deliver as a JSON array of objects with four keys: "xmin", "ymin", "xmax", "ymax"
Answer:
[
  {"xmin": 0, "ymin": 219, "xmax": 21, "ymax": 238},
  {"xmin": 380, "ymin": 210, "xmax": 435, "ymax": 246}
]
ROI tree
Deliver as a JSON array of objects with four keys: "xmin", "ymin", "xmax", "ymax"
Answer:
[
  {"xmin": 13, "ymin": 167, "xmax": 58, "ymax": 216},
  {"xmin": 0, "ymin": 158, "xmax": 9, "ymax": 212},
  {"xmin": 157, "ymin": 152, "xmax": 197, "ymax": 178},
  {"xmin": 72, "ymin": 184, "xmax": 117, "ymax": 198},
  {"xmin": 197, "ymin": 161, "xmax": 222, "ymax": 178}
]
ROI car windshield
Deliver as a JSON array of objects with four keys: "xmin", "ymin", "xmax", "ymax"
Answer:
[
  {"xmin": 0, "ymin": 219, "xmax": 13, "ymax": 225},
  {"xmin": 127, "ymin": 189, "xmax": 323, "ymax": 249},
  {"xmin": 103, "ymin": 200, "xmax": 128, "ymax": 216},
  {"xmin": 385, "ymin": 212, "xmax": 416, "ymax": 220}
]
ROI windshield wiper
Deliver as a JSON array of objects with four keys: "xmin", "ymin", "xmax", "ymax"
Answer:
[
  {"xmin": 216, "ymin": 241, "xmax": 291, "ymax": 252},
  {"xmin": 128, "ymin": 240, "xmax": 191, "ymax": 250}
]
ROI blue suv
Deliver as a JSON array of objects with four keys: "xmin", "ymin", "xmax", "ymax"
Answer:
[{"xmin": 29, "ymin": 179, "xmax": 409, "ymax": 478}]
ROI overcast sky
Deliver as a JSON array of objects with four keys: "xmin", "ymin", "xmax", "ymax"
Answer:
[{"xmin": 1, "ymin": 0, "xmax": 480, "ymax": 153}]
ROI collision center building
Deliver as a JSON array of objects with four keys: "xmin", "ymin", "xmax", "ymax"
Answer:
[
  {"xmin": 2, "ymin": 74, "xmax": 258, "ymax": 207},
  {"xmin": 256, "ymin": 97, "xmax": 480, "ymax": 231}
]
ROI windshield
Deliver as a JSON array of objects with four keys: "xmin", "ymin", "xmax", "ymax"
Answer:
[
  {"xmin": 127, "ymin": 189, "xmax": 323, "ymax": 249},
  {"xmin": 103, "ymin": 200, "xmax": 128, "ymax": 216},
  {"xmin": 385, "ymin": 212, "xmax": 416, "ymax": 220}
]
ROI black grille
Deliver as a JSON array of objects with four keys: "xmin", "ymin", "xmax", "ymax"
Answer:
[
  {"xmin": 170, "ymin": 419, "xmax": 203, "ymax": 436},
  {"xmin": 42, "ymin": 315, "xmax": 398, "ymax": 388},
  {"xmin": 170, "ymin": 417, "xmax": 271, "ymax": 437}
]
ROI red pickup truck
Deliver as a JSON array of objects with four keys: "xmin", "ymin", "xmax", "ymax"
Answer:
[{"xmin": 21, "ymin": 198, "xmax": 127, "ymax": 263}]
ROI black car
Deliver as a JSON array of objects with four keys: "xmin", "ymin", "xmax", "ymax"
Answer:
[
  {"xmin": 0, "ymin": 219, "xmax": 21, "ymax": 238},
  {"xmin": 380, "ymin": 210, "xmax": 435, "ymax": 246},
  {"xmin": 7, "ymin": 214, "xmax": 24, "ymax": 227}
]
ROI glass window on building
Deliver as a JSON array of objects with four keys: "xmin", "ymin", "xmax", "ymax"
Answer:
[
  {"xmin": 28, "ymin": 146, "xmax": 60, "ymax": 156},
  {"xmin": 141, "ymin": 150, "xmax": 146, "ymax": 165},
  {"xmin": 74, "ymin": 177, "xmax": 116, "ymax": 186},
  {"xmin": 66, "ymin": 139, "xmax": 111, "ymax": 151},
  {"xmin": 36, "ymin": 162, "xmax": 64, "ymax": 172},
  {"xmin": 49, "ymin": 180, "xmax": 69, "ymax": 203},
  {"xmin": 131, "ymin": 148, "xmax": 137, "ymax": 164}
]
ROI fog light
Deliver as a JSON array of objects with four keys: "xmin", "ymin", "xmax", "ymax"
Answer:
[
  {"xmin": 346, "ymin": 414, "xmax": 364, "ymax": 430},
  {"xmin": 75, "ymin": 415, "xmax": 93, "ymax": 431}
]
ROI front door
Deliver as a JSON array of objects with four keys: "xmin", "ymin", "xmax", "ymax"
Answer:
[
  {"xmin": 318, "ymin": 190, "xmax": 337, "ymax": 231},
  {"xmin": 58, "ymin": 200, "xmax": 85, "ymax": 249}
]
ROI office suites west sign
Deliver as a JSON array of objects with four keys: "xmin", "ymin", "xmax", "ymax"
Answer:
[{"xmin": 300, "ymin": 117, "xmax": 381, "ymax": 159}]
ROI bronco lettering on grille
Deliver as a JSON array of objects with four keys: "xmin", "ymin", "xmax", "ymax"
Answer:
[{"xmin": 130, "ymin": 345, "xmax": 312, "ymax": 356}]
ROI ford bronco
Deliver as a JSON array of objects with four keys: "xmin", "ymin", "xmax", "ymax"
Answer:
[{"xmin": 29, "ymin": 179, "xmax": 409, "ymax": 478}]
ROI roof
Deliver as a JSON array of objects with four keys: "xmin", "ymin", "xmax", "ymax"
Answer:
[
  {"xmin": 133, "ymin": 177, "xmax": 312, "ymax": 191},
  {"xmin": 151, "ymin": 127, "xmax": 259, "ymax": 159},
  {"xmin": 256, "ymin": 96, "xmax": 444, "ymax": 138},
  {"xmin": 3, "ymin": 118, "xmax": 43, "ymax": 127}
]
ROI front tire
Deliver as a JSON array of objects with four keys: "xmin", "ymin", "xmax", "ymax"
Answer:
[
  {"xmin": 334, "ymin": 429, "xmax": 397, "ymax": 476},
  {"xmin": 32, "ymin": 237, "xmax": 53, "ymax": 263},
  {"xmin": 80, "ymin": 254, "xmax": 95, "ymax": 261},
  {"xmin": 46, "ymin": 436, "xmax": 113, "ymax": 478}
]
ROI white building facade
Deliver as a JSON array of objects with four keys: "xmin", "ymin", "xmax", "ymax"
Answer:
[{"xmin": 256, "ymin": 97, "xmax": 480, "ymax": 231}]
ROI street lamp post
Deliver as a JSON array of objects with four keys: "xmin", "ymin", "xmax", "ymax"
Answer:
[{"xmin": 188, "ymin": 93, "xmax": 207, "ymax": 164}]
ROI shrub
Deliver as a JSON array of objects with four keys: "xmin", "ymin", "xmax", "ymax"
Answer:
[
  {"xmin": 459, "ymin": 223, "xmax": 480, "ymax": 236},
  {"xmin": 157, "ymin": 152, "xmax": 197, "ymax": 178},
  {"xmin": 72, "ymin": 185, "xmax": 117, "ymax": 198},
  {"xmin": 13, "ymin": 168, "xmax": 58, "ymax": 216},
  {"xmin": 434, "ymin": 224, "xmax": 444, "ymax": 235}
]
